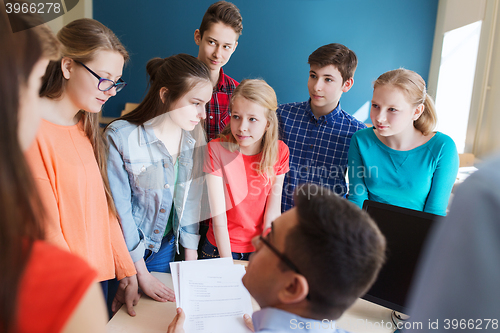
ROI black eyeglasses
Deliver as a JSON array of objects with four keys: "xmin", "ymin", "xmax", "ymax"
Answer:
[
  {"xmin": 75, "ymin": 61, "xmax": 127, "ymax": 92},
  {"xmin": 258, "ymin": 231, "xmax": 311, "ymax": 300},
  {"xmin": 258, "ymin": 235, "xmax": 302, "ymax": 274}
]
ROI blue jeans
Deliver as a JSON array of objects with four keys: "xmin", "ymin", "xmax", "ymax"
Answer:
[
  {"xmin": 200, "ymin": 238, "xmax": 251, "ymax": 261},
  {"xmin": 144, "ymin": 231, "xmax": 175, "ymax": 273}
]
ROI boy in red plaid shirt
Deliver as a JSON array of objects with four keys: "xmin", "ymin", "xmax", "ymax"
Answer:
[{"xmin": 194, "ymin": 1, "xmax": 242, "ymax": 140}]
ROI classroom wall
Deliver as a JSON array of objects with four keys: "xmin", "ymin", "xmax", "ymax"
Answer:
[{"xmin": 94, "ymin": 0, "xmax": 439, "ymax": 121}]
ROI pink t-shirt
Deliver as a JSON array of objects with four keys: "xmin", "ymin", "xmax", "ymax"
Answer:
[{"xmin": 204, "ymin": 139, "xmax": 289, "ymax": 252}]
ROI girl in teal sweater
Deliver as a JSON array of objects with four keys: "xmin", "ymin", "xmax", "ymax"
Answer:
[{"xmin": 347, "ymin": 69, "xmax": 458, "ymax": 216}]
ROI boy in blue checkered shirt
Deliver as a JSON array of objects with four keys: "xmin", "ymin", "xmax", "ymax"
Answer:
[{"xmin": 277, "ymin": 43, "xmax": 366, "ymax": 212}]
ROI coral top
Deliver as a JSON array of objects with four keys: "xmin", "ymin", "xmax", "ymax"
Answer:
[
  {"xmin": 25, "ymin": 119, "xmax": 136, "ymax": 281},
  {"xmin": 17, "ymin": 240, "xmax": 97, "ymax": 333},
  {"xmin": 204, "ymin": 139, "xmax": 290, "ymax": 252}
]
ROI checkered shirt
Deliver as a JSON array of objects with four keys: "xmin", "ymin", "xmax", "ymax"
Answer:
[
  {"xmin": 277, "ymin": 100, "xmax": 366, "ymax": 212},
  {"xmin": 204, "ymin": 68, "xmax": 239, "ymax": 141}
]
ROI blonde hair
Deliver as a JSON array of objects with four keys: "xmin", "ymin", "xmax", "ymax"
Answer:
[
  {"xmin": 374, "ymin": 68, "xmax": 437, "ymax": 135},
  {"xmin": 220, "ymin": 79, "xmax": 279, "ymax": 182},
  {"xmin": 40, "ymin": 18, "xmax": 129, "ymax": 215}
]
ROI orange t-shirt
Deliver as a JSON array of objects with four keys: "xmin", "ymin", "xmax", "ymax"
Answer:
[
  {"xmin": 204, "ymin": 139, "xmax": 290, "ymax": 252},
  {"xmin": 17, "ymin": 240, "xmax": 97, "ymax": 333},
  {"xmin": 25, "ymin": 119, "xmax": 136, "ymax": 281}
]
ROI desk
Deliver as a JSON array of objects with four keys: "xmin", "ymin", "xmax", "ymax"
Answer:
[{"xmin": 107, "ymin": 271, "xmax": 395, "ymax": 333}]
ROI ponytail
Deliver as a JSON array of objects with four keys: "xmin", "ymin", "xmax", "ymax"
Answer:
[{"xmin": 414, "ymin": 92, "xmax": 437, "ymax": 136}]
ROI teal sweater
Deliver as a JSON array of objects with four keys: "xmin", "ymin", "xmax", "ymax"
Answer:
[{"xmin": 347, "ymin": 128, "xmax": 459, "ymax": 216}]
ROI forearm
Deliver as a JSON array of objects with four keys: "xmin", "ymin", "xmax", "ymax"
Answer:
[
  {"xmin": 206, "ymin": 173, "xmax": 231, "ymax": 257},
  {"xmin": 212, "ymin": 215, "xmax": 232, "ymax": 258},
  {"xmin": 424, "ymin": 141, "xmax": 459, "ymax": 215},
  {"xmin": 110, "ymin": 215, "xmax": 137, "ymax": 279},
  {"xmin": 347, "ymin": 142, "xmax": 369, "ymax": 208},
  {"xmin": 134, "ymin": 258, "xmax": 149, "ymax": 279},
  {"xmin": 184, "ymin": 248, "xmax": 198, "ymax": 261},
  {"xmin": 424, "ymin": 170, "xmax": 458, "ymax": 214},
  {"xmin": 264, "ymin": 206, "xmax": 280, "ymax": 231},
  {"xmin": 263, "ymin": 199, "xmax": 279, "ymax": 233},
  {"xmin": 347, "ymin": 170, "xmax": 366, "ymax": 199},
  {"xmin": 264, "ymin": 175, "xmax": 285, "ymax": 230}
]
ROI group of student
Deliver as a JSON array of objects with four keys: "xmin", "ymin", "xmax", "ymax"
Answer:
[{"xmin": 1, "ymin": 0, "xmax": 463, "ymax": 332}]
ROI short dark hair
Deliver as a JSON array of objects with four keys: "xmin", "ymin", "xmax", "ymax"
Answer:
[
  {"xmin": 285, "ymin": 184, "xmax": 386, "ymax": 319},
  {"xmin": 198, "ymin": 1, "xmax": 243, "ymax": 39},
  {"xmin": 308, "ymin": 43, "xmax": 358, "ymax": 84}
]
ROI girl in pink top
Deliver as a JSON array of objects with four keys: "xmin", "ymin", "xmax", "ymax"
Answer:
[{"xmin": 202, "ymin": 79, "xmax": 290, "ymax": 260}]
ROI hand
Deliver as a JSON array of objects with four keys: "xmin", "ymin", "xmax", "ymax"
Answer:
[
  {"xmin": 167, "ymin": 308, "xmax": 185, "ymax": 333},
  {"xmin": 138, "ymin": 271, "xmax": 175, "ymax": 302},
  {"xmin": 243, "ymin": 313, "xmax": 254, "ymax": 332},
  {"xmin": 112, "ymin": 275, "xmax": 140, "ymax": 316}
]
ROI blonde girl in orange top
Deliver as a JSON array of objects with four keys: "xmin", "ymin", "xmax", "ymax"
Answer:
[{"xmin": 25, "ymin": 19, "xmax": 138, "ymax": 316}]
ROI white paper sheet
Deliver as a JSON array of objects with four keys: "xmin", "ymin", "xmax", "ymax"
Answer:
[
  {"xmin": 171, "ymin": 259, "xmax": 253, "ymax": 332},
  {"xmin": 169, "ymin": 258, "xmax": 234, "ymax": 308},
  {"xmin": 169, "ymin": 262, "xmax": 181, "ymax": 308}
]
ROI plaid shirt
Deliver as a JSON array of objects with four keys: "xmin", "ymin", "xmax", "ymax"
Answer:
[
  {"xmin": 205, "ymin": 68, "xmax": 239, "ymax": 141},
  {"xmin": 277, "ymin": 100, "xmax": 366, "ymax": 212}
]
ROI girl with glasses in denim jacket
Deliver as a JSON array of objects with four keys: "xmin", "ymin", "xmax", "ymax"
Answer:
[
  {"xmin": 25, "ymin": 18, "xmax": 139, "ymax": 317},
  {"xmin": 105, "ymin": 54, "xmax": 212, "ymax": 303}
]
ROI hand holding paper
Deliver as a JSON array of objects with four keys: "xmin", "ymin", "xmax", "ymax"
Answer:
[{"xmin": 169, "ymin": 259, "xmax": 253, "ymax": 333}]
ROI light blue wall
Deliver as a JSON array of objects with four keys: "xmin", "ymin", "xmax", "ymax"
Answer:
[{"xmin": 94, "ymin": 0, "xmax": 439, "ymax": 121}]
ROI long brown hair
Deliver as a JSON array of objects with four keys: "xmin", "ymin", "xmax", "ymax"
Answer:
[
  {"xmin": 41, "ymin": 18, "xmax": 129, "ymax": 215},
  {"xmin": 0, "ymin": 4, "xmax": 60, "ymax": 332},
  {"xmin": 220, "ymin": 79, "xmax": 279, "ymax": 183},
  {"xmin": 117, "ymin": 54, "xmax": 210, "ymax": 125},
  {"xmin": 112, "ymin": 54, "xmax": 211, "ymax": 179}
]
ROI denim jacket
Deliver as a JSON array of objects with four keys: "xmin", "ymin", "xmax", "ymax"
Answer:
[{"xmin": 105, "ymin": 120, "xmax": 202, "ymax": 263}]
